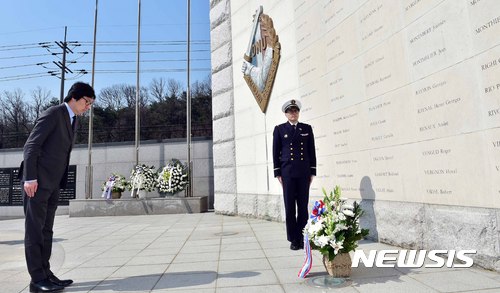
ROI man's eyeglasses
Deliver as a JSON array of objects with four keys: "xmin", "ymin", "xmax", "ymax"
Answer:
[{"xmin": 82, "ymin": 97, "xmax": 94, "ymax": 106}]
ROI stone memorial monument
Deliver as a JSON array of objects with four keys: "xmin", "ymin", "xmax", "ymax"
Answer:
[{"xmin": 209, "ymin": 0, "xmax": 500, "ymax": 271}]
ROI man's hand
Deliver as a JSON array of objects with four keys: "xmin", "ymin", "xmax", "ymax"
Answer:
[
  {"xmin": 277, "ymin": 176, "xmax": 283, "ymax": 186},
  {"xmin": 24, "ymin": 181, "xmax": 38, "ymax": 198}
]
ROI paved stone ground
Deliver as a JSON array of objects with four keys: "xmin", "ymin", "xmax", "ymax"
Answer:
[{"xmin": 1, "ymin": 212, "xmax": 499, "ymax": 292}]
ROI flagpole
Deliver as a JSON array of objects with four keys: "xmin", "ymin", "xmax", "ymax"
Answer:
[
  {"xmin": 186, "ymin": 0, "xmax": 192, "ymax": 197},
  {"xmin": 135, "ymin": 0, "xmax": 141, "ymax": 166},
  {"xmin": 86, "ymin": 0, "xmax": 98, "ymax": 199}
]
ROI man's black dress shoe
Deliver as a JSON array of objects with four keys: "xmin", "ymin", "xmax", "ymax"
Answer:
[
  {"xmin": 29, "ymin": 279, "xmax": 63, "ymax": 292},
  {"xmin": 48, "ymin": 275, "xmax": 73, "ymax": 287},
  {"xmin": 290, "ymin": 242, "xmax": 300, "ymax": 250}
]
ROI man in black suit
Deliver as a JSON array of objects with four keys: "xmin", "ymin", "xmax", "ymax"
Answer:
[
  {"xmin": 21, "ymin": 82, "xmax": 95, "ymax": 292},
  {"xmin": 273, "ymin": 99, "xmax": 316, "ymax": 250}
]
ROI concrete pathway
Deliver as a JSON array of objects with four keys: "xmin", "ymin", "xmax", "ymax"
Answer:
[{"xmin": 0, "ymin": 212, "xmax": 499, "ymax": 292}]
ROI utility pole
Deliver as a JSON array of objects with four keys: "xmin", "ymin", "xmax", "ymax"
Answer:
[
  {"xmin": 38, "ymin": 28, "xmax": 87, "ymax": 97},
  {"xmin": 54, "ymin": 26, "xmax": 73, "ymax": 104}
]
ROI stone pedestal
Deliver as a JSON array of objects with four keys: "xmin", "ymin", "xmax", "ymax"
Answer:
[{"xmin": 69, "ymin": 196, "xmax": 208, "ymax": 217}]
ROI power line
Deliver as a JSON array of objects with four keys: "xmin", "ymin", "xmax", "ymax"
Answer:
[
  {"xmin": 77, "ymin": 40, "xmax": 210, "ymax": 45},
  {"xmin": 0, "ymin": 62, "xmax": 49, "ymax": 70},
  {"xmin": 0, "ymin": 40, "xmax": 209, "ymax": 50},
  {"xmin": 0, "ymin": 48, "xmax": 208, "ymax": 60},
  {"xmin": 93, "ymin": 49, "xmax": 210, "ymax": 54},
  {"xmin": 0, "ymin": 67, "xmax": 210, "ymax": 82},
  {"xmin": 0, "ymin": 42, "xmax": 49, "ymax": 48},
  {"xmin": 0, "ymin": 38, "xmax": 211, "ymax": 83},
  {"xmin": 77, "ymin": 58, "xmax": 210, "ymax": 64},
  {"xmin": 94, "ymin": 68, "xmax": 210, "ymax": 73},
  {"xmin": 0, "ymin": 45, "xmax": 49, "ymax": 51},
  {"xmin": 0, "ymin": 22, "xmax": 210, "ymax": 36},
  {"xmin": 0, "ymin": 72, "xmax": 50, "ymax": 81},
  {"xmin": 65, "ymin": 72, "xmax": 88, "ymax": 81},
  {"xmin": 0, "ymin": 53, "xmax": 52, "ymax": 60}
]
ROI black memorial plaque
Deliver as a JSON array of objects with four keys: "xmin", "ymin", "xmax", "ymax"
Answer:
[
  {"xmin": 0, "ymin": 169, "xmax": 10, "ymax": 185},
  {"xmin": 59, "ymin": 165, "xmax": 77, "ymax": 205},
  {"xmin": 0, "ymin": 187, "xmax": 9, "ymax": 205},
  {"xmin": 0, "ymin": 165, "xmax": 76, "ymax": 206},
  {"xmin": 0, "ymin": 168, "xmax": 15, "ymax": 205},
  {"xmin": 10, "ymin": 168, "xmax": 22, "ymax": 205}
]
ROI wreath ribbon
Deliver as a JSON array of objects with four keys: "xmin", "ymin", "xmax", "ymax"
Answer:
[
  {"xmin": 298, "ymin": 200, "xmax": 325, "ymax": 278},
  {"xmin": 298, "ymin": 233, "xmax": 312, "ymax": 278},
  {"xmin": 168, "ymin": 166, "xmax": 174, "ymax": 191},
  {"xmin": 101, "ymin": 176, "xmax": 116, "ymax": 200},
  {"xmin": 130, "ymin": 170, "xmax": 143, "ymax": 197}
]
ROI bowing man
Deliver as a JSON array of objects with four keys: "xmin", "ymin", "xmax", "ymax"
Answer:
[{"xmin": 20, "ymin": 82, "xmax": 95, "ymax": 292}]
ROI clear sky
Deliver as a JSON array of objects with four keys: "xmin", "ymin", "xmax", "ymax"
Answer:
[{"xmin": 0, "ymin": 0, "xmax": 211, "ymax": 101}]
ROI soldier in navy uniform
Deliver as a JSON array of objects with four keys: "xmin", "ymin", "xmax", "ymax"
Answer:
[{"xmin": 273, "ymin": 99, "xmax": 316, "ymax": 250}]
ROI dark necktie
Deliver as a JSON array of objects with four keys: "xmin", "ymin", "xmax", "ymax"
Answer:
[{"xmin": 71, "ymin": 116, "xmax": 76, "ymax": 131}]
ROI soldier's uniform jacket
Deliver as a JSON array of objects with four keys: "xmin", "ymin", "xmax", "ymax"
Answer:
[{"xmin": 273, "ymin": 122, "xmax": 317, "ymax": 178}]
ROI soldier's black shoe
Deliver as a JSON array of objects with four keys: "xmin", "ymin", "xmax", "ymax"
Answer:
[{"xmin": 290, "ymin": 242, "xmax": 300, "ymax": 250}]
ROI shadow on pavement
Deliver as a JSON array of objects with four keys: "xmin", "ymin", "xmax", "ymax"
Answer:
[{"xmin": 68, "ymin": 271, "xmax": 261, "ymax": 291}]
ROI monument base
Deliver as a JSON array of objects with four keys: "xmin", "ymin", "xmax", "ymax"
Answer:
[{"xmin": 69, "ymin": 196, "xmax": 208, "ymax": 217}]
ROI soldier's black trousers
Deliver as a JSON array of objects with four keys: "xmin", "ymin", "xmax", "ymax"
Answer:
[{"xmin": 282, "ymin": 176, "xmax": 310, "ymax": 244}]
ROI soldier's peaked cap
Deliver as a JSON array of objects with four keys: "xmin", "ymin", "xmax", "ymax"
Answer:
[{"xmin": 282, "ymin": 99, "xmax": 302, "ymax": 113}]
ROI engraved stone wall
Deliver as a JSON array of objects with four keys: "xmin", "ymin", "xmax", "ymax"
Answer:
[{"xmin": 211, "ymin": 0, "xmax": 500, "ymax": 270}]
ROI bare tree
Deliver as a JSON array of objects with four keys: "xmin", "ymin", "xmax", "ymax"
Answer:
[
  {"xmin": 98, "ymin": 84, "xmax": 150, "ymax": 110},
  {"xmin": 139, "ymin": 86, "xmax": 150, "ymax": 107},
  {"xmin": 119, "ymin": 84, "xmax": 150, "ymax": 108},
  {"xmin": 149, "ymin": 78, "xmax": 168, "ymax": 102},
  {"xmin": 1, "ymin": 89, "xmax": 31, "ymax": 133},
  {"xmin": 120, "ymin": 84, "xmax": 136, "ymax": 108},
  {"xmin": 191, "ymin": 75, "xmax": 212, "ymax": 98},
  {"xmin": 167, "ymin": 78, "xmax": 183, "ymax": 99},
  {"xmin": 99, "ymin": 85, "xmax": 125, "ymax": 111},
  {"xmin": 30, "ymin": 86, "xmax": 52, "ymax": 122},
  {"xmin": 149, "ymin": 77, "xmax": 186, "ymax": 102}
]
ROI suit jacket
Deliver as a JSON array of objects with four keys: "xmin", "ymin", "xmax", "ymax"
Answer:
[
  {"xmin": 20, "ymin": 104, "xmax": 76, "ymax": 190},
  {"xmin": 273, "ymin": 121, "xmax": 316, "ymax": 178}
]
